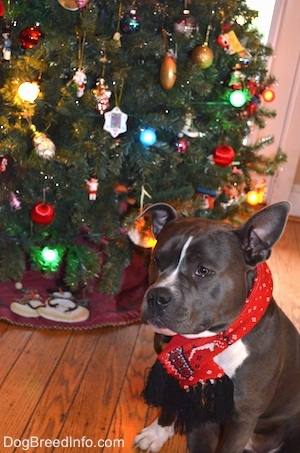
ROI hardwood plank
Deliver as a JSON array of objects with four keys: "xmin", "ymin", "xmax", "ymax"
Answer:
[
  {"xmin": 103, "ymin": 324, "xmax": 158, "ymax": 453},
  {"xmin": 99, "ymin": 322, "xmax": 189, "ymax": 453},
  {"xmin": 58, "ymin": 324, "xmax": 141, "ymax": 453},
  {"xmin": 269, "ymin": 220, "xmax": 300, "ymax": 331},
  {"xmin": 0, "ymin": 324, "xmax": 34, "ymax": 386},
  {"xmin": 0, "ymin": 329, "xmax": 71, "ymax": 448},
  {"xmin": 18, "ymin": 329, "xmax": 101, "ymax": 451}
]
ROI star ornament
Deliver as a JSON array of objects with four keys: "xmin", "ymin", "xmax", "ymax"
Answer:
[{"xmin": 103, "ymin": 106, "xmax": 128, "ymax": 138}]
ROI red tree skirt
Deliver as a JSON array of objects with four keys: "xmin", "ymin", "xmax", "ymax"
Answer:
[{"xmin": 0, "ymin": 253, "xmax": 149, "ymax": 330}]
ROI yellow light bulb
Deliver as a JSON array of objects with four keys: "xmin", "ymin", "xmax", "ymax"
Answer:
[
  {"xmin": 17, "ymin": 82, "xmax": 40, "ymax": 102},
  {"xmin": 246, "ymin": 190, "xmax": 259, "ymax": 206}
]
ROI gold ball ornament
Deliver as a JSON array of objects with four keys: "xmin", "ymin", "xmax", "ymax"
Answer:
[
  {"xmin": 191, "ymin": 44, "xmax": 214, "ymax": 69},
  {"xmin": 160, "ymin": 51, "xmax": 177, "ymax": 90}
]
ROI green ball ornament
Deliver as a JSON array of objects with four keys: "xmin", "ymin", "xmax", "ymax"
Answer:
[{"xmin": 191, "ymin": 44, "xmax": 214, "ymax": 69}]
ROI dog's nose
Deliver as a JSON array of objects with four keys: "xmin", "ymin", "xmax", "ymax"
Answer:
[{"xmin": 147, "ymin": 287, "xmax": 171, "ymax": 308}]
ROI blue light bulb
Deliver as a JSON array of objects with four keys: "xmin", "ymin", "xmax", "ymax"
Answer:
[{"xmin": 139, "ymin": 128, "xmax": 157, "ymax": 146}]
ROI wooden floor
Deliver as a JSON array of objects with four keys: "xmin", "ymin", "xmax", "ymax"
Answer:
[{"xmin": 0, "ymin": 218, "xmax": 299, "ymax": 453}]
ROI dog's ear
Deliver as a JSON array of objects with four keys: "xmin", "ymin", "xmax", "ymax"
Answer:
[
  {"xmin": 137, "ymin": 202, "xmax": 178, "ymax": 237},
  {"xmin": 234, "ymin": 201, "xmax": 290, "ymax": 265}
]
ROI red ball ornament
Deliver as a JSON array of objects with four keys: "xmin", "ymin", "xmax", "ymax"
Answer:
[
  {"xmin": 246, "ymin": 101, "xmax": 258, "ymax": 116},
  {"xmin": 19, "ymin": 25, "xmax": 43, "ymax": 49},
  {"xmin": 30, "ymin": 203, "xmax": 55, "ymax": 225},
  {"xmin": 173, "ymin": 133, "xmax": 190, "ymax": 154},
  {"xmin": 0, "ymin": 0, "xmax": 5, "ymax": 16},
  {"xmin": 213, "ymin": 145, "xmax": 235, "ymax": 167}
]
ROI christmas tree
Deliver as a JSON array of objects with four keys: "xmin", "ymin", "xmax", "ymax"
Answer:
[{"xmin": 0, "ymin": 0, "xmax": 286, "ymax": 294}]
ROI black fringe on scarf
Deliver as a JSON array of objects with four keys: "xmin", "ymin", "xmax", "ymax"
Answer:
[{"xmin": 142, "ymin": 360, "xmax": 235, "ymax": 435}]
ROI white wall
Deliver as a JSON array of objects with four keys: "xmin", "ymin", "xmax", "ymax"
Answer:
[{"xmin": 246, "ymin": 0, "xmax": 277, "ymax": 43}]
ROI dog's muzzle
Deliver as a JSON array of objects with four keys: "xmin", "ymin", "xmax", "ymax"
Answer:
[{"xmin": 147, "ymin": 287, "xmax": 172, "ymax": 309}]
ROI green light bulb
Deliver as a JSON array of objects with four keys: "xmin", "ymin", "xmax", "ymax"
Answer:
[
  {"xmin": 229, "ymin": 90, "xmax": 247, "ymax": 108},
  {"xmin": 41, "ymin": 247, "xmax": 59, "ymax": 263}
]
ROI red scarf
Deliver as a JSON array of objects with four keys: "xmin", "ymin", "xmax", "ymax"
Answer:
[
  {"xmin": 158, "ymin": 261, "xmax": 273, "ymax": 388},
  {"xmin": 142, "ymin": 262, "xmax": 273, "ymax": 434}
]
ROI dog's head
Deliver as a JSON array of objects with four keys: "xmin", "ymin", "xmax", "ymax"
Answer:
[{"xmin": 139, "ymin": 202, "xmax": 290, "ymax": 336}]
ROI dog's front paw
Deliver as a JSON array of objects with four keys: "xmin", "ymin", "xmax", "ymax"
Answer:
[{"xmin": 134, "ymin": 418, "xmax": 175, "ymax": 452}]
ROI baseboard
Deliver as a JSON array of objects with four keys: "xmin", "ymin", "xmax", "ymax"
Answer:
[{"xmin": 290, "ymin": 184, "xmax": 300, "ymax": 217}]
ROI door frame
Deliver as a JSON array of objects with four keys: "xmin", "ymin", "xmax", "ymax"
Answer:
[{"xmin": 263, "ymin": 0, "xmax": 300, "ymax": 215}]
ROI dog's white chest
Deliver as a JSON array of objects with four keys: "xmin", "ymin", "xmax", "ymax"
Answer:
[{"xmin": 214, "ymin": 339, "xmax": 249, "ymax": 378}]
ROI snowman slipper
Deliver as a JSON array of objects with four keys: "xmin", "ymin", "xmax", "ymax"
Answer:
[
  {"xmin": 10, "ymin": 294, "xmax": 45, "ymax": 318},
  {"xmin": 37, "ymin": 291, "xmax": 89, "ymax": 323}
]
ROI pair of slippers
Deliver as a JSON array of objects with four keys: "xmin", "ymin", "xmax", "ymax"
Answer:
[{"xmin": 10, "ymin": 290, "xmax": 89, "ymax": 323}]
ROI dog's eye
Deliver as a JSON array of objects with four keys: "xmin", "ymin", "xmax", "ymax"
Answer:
[
  {"xmin": 152, "ymin": 256, "xmax": 159, "ymax": 267},
  {"xmin": 195, "ymin": 266, "xmax": 214, "ymax": 278}
]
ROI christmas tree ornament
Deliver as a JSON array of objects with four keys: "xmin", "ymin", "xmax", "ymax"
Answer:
[
  {"xmin": 93, "ymin": 77, "xmax": 111, "ymax": 114},
  {"xmin": 191, "ymin": 25, "xmax": 213, "ymax": 69},
  {"xmin": 181, "ymin": 112, "xmax": 200, "ymax": 138},
  {"xmin": 191, "ymin": 44, "xmax": 214, "ymax": 69},
  {"xmin": 71, "ymin": 34, "xmax": 87, "ymax": 97},
  {"xmin": 112, "ymin": 31, "xmax": 122, "ymax": 47},
  {"xmin": 216, "ymin": 30, "xmax": 251, "ymax": 60},
  {"xmin": 213, "ymin": 145, "xmax": 235, "ymax": 167},
  {"xmin": 246, "ymin": 78, "xmax": 258, "ymax": 97},
  {"xmin": 104, "ymin": 106, "xmax": 128, "ymax": 138},
  {"xmin": 86, "ymin": 177, "xmax": 99, "ymax": 200},
  {"xmin": 104, "ymin": 80, "xmax": 128, "ymax": 138},
  {"xmin": 76, "ymin": 0, "xmax": 89, "ymax": 8},
  {"xmin": 30, "ymin": 202, "xmax": 55, "ymax": 225},
  {"xmin": 58, "ymin": 0, "xmax": 89, "ymax": 10},
  {"xmin": 173, "ymin": 133, "xmax": 190, "ymax": 154},
  {"xmin": 112, "ymin": 1, "xmax": 123, "ymax": 47},
  {"xmin": 120, "ymin": 9, "xmax": 141, "ymax": 33},
  {"xmin": 9, "ymin": 192, "xmax": 22, "ymax": 210},
  {"xmin": 196, "ymin": 187, "xmax": 218, "ymax": 210},
  {"xmin": 262, "ymin": 88, "xmax": 275, "ymax": 102},
  {"xmin": 19, "ymin": 24, "xmax": 43, "ymax": 49},
  {"xmin": 72, "ymin": 69, "xmax": 87, "ymax": 98},
  {"xmin": 228, "ymin": 64, "xmax": 245, "ymax": 91},
  {"xmin": 0, "ymin": 0, "xmax": 5, "ymax": 16},
  {"xmin": 17, "ymin": 81, "xmax": 40, "ymax": 103},
  {"xmin": 0, "ymin": 154, "xmax": 8, "ymax": 172},
  {"xmin": 2, "ymin": 28, "xmax": 12, "ymax": 61},
  {"xmin": 160, "ymin": 49, "xmax": 177, "ymax": 90},
  {"xmin": 139, "ymin": 128, "xmax": 157, "ymax": 147},
  {"xmin": 32, "ymin": 128, "xmax": 56, "ymax": 160},
  {"xmin": 246, "ymin": 97, "xmax": 259, "ymax": 116},
  {"xmin": 174, "ymin": 9, "xmax": 198, "ymax": 37}
]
